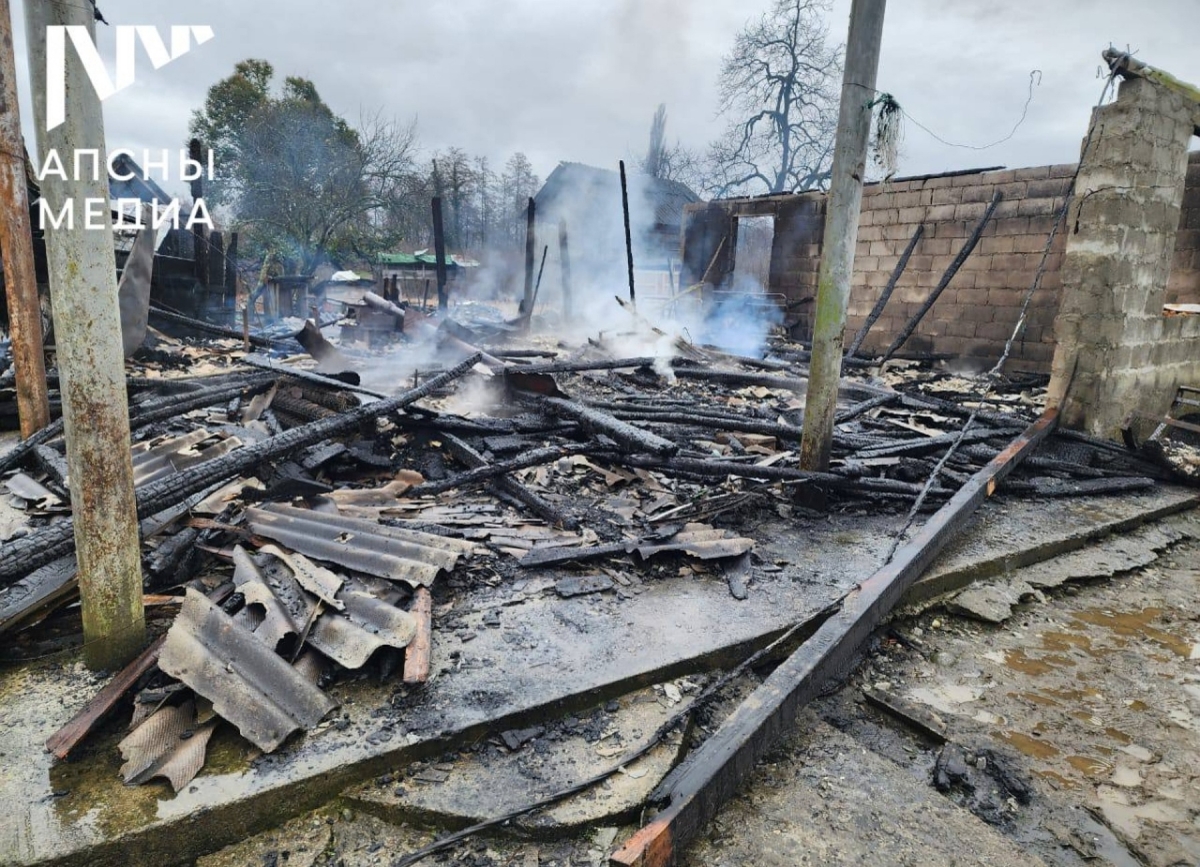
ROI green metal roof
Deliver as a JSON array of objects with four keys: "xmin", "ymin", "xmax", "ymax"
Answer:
[{"xmin": 378, "ymin": 252, "xmax": 479, "ymax": 267}]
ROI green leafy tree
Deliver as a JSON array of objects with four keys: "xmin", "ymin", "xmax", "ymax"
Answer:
[{"xmin": 190, "ymin": 60, "xmax": 420, "ymax": 271}]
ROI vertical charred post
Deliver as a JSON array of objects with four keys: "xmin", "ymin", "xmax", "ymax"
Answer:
[
  {"xmin": 619, "ymin": 160, "xmax": 636, "ymax": 307},
  {"xmin": 432, "ymin": 197, "xmax": 448, "ymax": 309}
]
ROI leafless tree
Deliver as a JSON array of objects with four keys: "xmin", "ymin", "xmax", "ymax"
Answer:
[
  {"xmin": 708, "ymin": 0, "xmax": 842, "ymax": 197},
  {"xmin": 636, "ymin": 103, "xmax": 706, "ymax": 193}
]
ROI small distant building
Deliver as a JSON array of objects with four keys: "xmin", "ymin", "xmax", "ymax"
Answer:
[
  {"xmin": 533, "ymin": 162, "xmax": 700, "ymax": 299},
  {"xmin": 377, "ymin": 251, "xmax": 480, "ymax": 302}
]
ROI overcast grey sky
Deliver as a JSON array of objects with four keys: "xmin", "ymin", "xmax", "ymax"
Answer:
[{"xmin": 10, "ymin": 0, "xmax": 1200, "ymax": 196}]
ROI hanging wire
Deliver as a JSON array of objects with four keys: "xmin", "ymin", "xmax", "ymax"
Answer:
[
  {"xmin": 901, "ymin": 69, "xmax": 1042, "ymax": 151},
  {"xmin": 882, "ymin": 66, "xmax": 1121, "ymax": 564}
]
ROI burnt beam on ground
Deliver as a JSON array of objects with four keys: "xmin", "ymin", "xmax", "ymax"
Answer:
[
  {"xmin": 543, "ymin": 397, "xmax": 679, "ymax": 457},
  {"xmin": 611, "ymin": 408, "xmax": 1059, "ymax": 867},
  {"xmin": 0, "ymin": 355, "xmax": 483, "ymax": 584}
]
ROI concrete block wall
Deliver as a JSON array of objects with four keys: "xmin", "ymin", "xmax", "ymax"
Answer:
[
  {"xmin": 1047, "ymin": 75, "xmax": 1200, "ymax": 438},
  {"xmin": 846, "ymin": 166, "xmax": 1072, "ymax": 370},
  {"xmin": 682, "ymin": 151, "xmax": 1200, "ymax": 374}
]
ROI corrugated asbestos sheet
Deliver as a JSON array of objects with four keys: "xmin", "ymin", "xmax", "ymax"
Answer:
[
  {"xmin": 233, "ymin": 545, "xmax": 418, "ymax": 669},
  {"xmin": 131, "ymin": 429, "xmax": 243, "ymax": 487},
  {"xmin": 158, "ymin": 589, "xmax": 337, "ymax": 753},
  {"xmin": 245, "ymin": 503, "xmax": 474, "ymax": 586}
]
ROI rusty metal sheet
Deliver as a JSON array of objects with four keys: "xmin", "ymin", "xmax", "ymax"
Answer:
[
  {"xmin": 117, "ymin": 699, "xmax": 216, "ymax": 792},
  {"xmin": 246, "ymin": 504, "xmax": 473, "ymax": 587},
  {"xmin": 158, "ymin": 589, "xmax": 337, "ymax": 753},
  {"xmin": 233, "ymin": 546, "xmax": 417, "ymax": 670}
]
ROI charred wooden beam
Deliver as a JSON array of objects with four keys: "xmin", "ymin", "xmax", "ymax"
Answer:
[
  {"xmin": 441, "ymin": 433, "xmax": 580, "ymax": 530},
  {"xmin": 882, "ymin": 193, "xmax": 1002, "ymax": 362},
  {"xmin": 611, "ymin": 409, "xmax": 1058, "ymax": 867},
  {"xmin": 671, "ymin": 367, "xmax": 807, "ymax": 393},
  {"xmin": 619, "ymin": 160, "xmax": 636, "ymax": 306},
  {"xmin": 242, "ymin": 355, "xmax": 387, "ymax": 399},
  {"xmin": 625, "ymin": 456, "xmax": 941, "ymax": 498},
  {"xmin": 833, "ymin": 393, "xmax": 899, "ymax": 425},
  {"xmin": 406, "ymin": 445, "xmax": 590, "ymax": 497},
  {"xmin": 149, "ymin": 305, "xmax": 287, "ymax": 349},
  {"xmin": 1000, "ymin": 475, "xmax": 1156, "ymax": 497},
  {"xmin": 845, "ymin": 223, "xmax": 924, "ymax": 359},
  {"xmin": 505, "ymin": 357, "xmax": 658, "ymax": 376},
  {"xmin": 543, "ymin": 398, "xmax": 678, "ymax": 457},
  {"xmin": 0, "ymin": 355, "xmax": 483, "ymax": 583},
  {"xmin": 854, "ymin": 427, "xmax": 1023, "ymax": 460}
]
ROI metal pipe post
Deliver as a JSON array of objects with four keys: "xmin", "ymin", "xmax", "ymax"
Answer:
[
  {"xmin": 0, "ymin": 0, "xmax": 49, "ymax": 436},
  {"xmin": 26, "ymin": 0, "xmax": 145, "ymax": 668},
  {"xmin": 800, "ymin": 0, "xmax": 887, "ymax": 471}
]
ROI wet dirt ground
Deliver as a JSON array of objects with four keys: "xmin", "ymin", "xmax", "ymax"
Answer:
[{"xmin": 191, "ymin": 510, "xmax": 1199, "ymax": 867}]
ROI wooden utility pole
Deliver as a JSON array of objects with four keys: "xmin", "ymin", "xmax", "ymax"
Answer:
[
  {"xmin": 800, "ymin": 0, "xmax": 887, "ymax": 471},
  {"xmin": 26, "ymin": 0, "xmax": 145, "ymax": 668},
  {"xmin": 0, "ymin": 0, "xmax": 49, "ymax": 436}
]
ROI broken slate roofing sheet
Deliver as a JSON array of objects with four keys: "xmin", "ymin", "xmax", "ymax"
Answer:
[
  {"xmin": 233, "ymin": 545, "xmax": 418, "ymax": 669},
  {"xmin": 245, "ymin": 502, "xmax": 474, "ymax": 586},
  {"xmin": 158, "ymin": 589, "xmax": 338, "ymax": 753}
]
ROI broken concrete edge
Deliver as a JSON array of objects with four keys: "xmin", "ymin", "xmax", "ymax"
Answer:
[
  {"xmin": 21, "ymin": 618, "xmax": 818, "ymax": 867},
  {"xmin": 345, "ymin": 712, "xmax": 698, "ymax": 840},
  {"xmin": 899, "ymin": 492, "xmax": 1200, "ymax": 614}
]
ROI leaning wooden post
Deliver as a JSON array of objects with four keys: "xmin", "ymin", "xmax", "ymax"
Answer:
[
  {"xmin": 558, "ymin": 220, "xmax": 573, "ymax": 322},
  {"xmin": 522, "ymin": 196, "xmax": 537, "ymax": 316},
  {"xmin": 800, "ymin": 0, "xmax": 887, "ymax": 471},
  {"xmin": 619, "ymin": 160, "xmax": 636, "ymax": 307},
  {"xmin": 26, "ymin": 0, "xmax": 145, "ymax": 668},
  {"xmin": 431, "ymin": 197, "xmax": 448, "ymax": 309},
  {"xmin": 0, "ymin": 0, "xmax": 49, "ymax": 436}
]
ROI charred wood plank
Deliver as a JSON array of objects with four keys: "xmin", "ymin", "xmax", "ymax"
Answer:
[
  {"xmin": 611, "ymin": 409, "xmax": 1058, "ymax": 867},
  {"xmin": 441, "ymin": 433, "xmax": 580, "ymax": 531},
  {"xmin": 242, "ymin": 355, "xmax": 387, "ymax": 399},
  {"xmin": 45, "ymin": 634, "xmax": 166, "ymax": 759},
  {"xmin": 882, "ymin": 192, "xmax": 1002, "ymax": 362},
  {"xmin": 543, "ymin": 398, "xmax": 678, "ymax": 457},
  {"xmin": 833, "ymin": 393, "xmax": 900, "ymax": 425},
  {"xmin": 149, "ymin": 305, "xmax": 288, "ymax": 348},
  {"xmin": 0, "ymin": 355, "xmax": 483, "ymax": 583},
  {"xmin": 407, "ymin": 445, "xmax": 592, "ymax": 497},
  {"xmin": 846, "ymin": 224, "xmax": 925, "ymax": 359}
]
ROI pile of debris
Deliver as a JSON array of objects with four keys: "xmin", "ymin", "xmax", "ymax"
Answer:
[{"xmin": 0, "ymin": 302, "xmax": 1188, "ymax": 823}]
